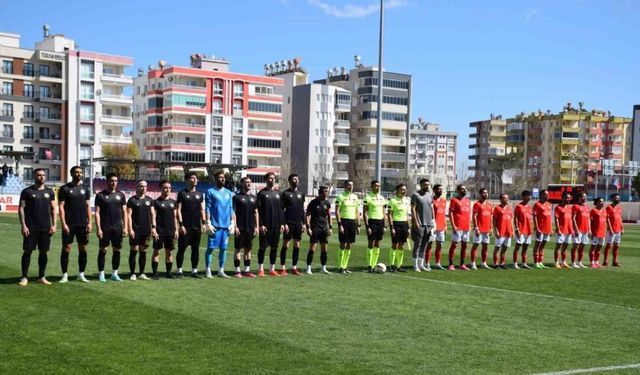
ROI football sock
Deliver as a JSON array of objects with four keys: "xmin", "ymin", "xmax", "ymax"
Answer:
[
  {"xmin": 613, "ymin": 246, "xmax": 619, "ymax": 263},
  {"xmin": 78, "ymin": 251, "xmax": 87, "ymax": 273},
  {"xmin": 112, "ymin": 251, "xmax": 121, "ymax": 271},
  {"xmin": 234, "ymin": 258, "xmax": 240, "ymax": 268},
  {"xmin": 343, "ymin": 249, "xmax": 351, "ymax": 269},
  {"xmin": 165, "ymin": 262, "xmax": 172, "ymax": 274},
  {"xmin": 470, "ymin": 246, "xmax": 477, "ymax": 263},
  {"xmin": 258, "ymin": 247, "xmax": 266, "ymax": 265},
  {"xmin": 269, "ymin": 248, "xmax": 277, "ymax": 265},
  {"xmin": 152, "ymin": 261, "xmax": 158, "ymax": 274},
  {"xmin": 306, "ymin": 250, "xmax": 314, "ymax": 266},
  {"xmin": 481, "ymin": 246, "xmax": 488, "ymax": 263},
  {"xmin": 372, "ymin": 247, "xmax": 380, "ymax": 265},
  {"xmin": 61, "ymin": 251, "xmax": 69, "ymax": 273},
  {"xmin": 578, "ymin": 246, "xmax": 584, "ymax": 262},
  {"xmin": 448, "ymin": 245, "xmax": 455, "ymax": 265},
  {"xmin": 218, "ymin": 248, "xmax": 227, "ymax": 269},
  {"xmin": 21, "ymin": 251, "xmax": 31, "ymax": 278},
  {"xmin": 338, "ymin": 249, "xmax": 345, "ymax": 269},
  {"xmin": 176, "ymin": 248, "xmax": 185, "ymax": 269},
  {"xmin": 244, "ymin": 258, "xmax": 251, "ymax": 272},
  {"xmin": 367, "ymin": 248, "xmax": 373, "ymax": 267},
  {"xmin": 190, "ymin": 247, "xmax": 199, "ymax": 269},
  {"xmin": 139, "ymin": 251, "xmax": 146, "ymax": 274},
  {"xmin": 129, "ymin": 251, "xmax": 137, "ymax": 274},
  {"xmin": 395, "ymin": 250, "xmax": 404, "ymax": 267},
  {"xmin": 320, "ymin": 251, "xmax": 328, "ymax": 266},
  {"xmin": 388, "ymin": 249, "xmax": 396, "ymax": 266},
  {"xmin": 292, "ymin": 246, "xmax": 300, "ymax": 267},
  {"xmin": 460, "ymin": 247, "xmax": 467, "ymax": 265},
  {"xmin": 280, "ymin": 246, "xmax": 287, "ymax": 266},
  {"xmin": 205, "ymin": 248, "xmax": 214, "ymax": 269},
  {"xmin": 37, "ymin": 252, "xmax": 47, "ymax": 278},
  {"xmin": 97, "ymin": 251, "xmax": 106, "ymax": 272}
]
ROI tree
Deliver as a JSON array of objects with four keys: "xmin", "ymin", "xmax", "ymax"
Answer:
[{"xmin": 102, "ymin": 143, "xmax": 140, "ymax": 179}]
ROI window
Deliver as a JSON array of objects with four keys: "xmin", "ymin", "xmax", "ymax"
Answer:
[
  {"xmin": 248, "ymin": 159, "xmax": 258, "ymax": 167},
  {"xmin": 79, "ymin": 146, "xmax": 91, "ymax": 160},
  {"xmin": 359, "ymin": 111, "xmax": 407, "ymax": 122},
  {"xmin": 233, "ymin": 101, "xmax": 243, "ymax": 112},
  {"xmin": 232, "ymin": 137, "xmax": 243, "ymax": 153},
  {"xmin": 248, "ymin": 101, "xmax": 281, "ymax": 114},
  {"xmin": 2, "ymin": 82, "xmax": 13, "ymax": 95},
  {"xmin": 22, "ymin": 84, "xmax": 34, "ymax": 98},
  {"xmin": 80, "ymin": 61, "xmax": 94, "ymax": 79},
  {"xmin": 39, "ymin": 85, "xmax": 50, "ymax": 99},
  {"xmin": 213, "ymin": 100, "xmax": 222, "ymax": 114},
  {"xmin": 248, "ymin": 138, "xmax": 281, "ymax": 148},
  {"xmin": 232, "ymin": 156, "xmax": 241, "ymax": 165},
  {"xmin": 2, "ymin": 60, "xmax": 13, "ymax": 74},
  {"xmin": 22, "ymin": 105, "xmax": 33, "ymax": 119},
  {"xmin": 164, "ymin": 94, "xmax": 205, "ymax": 108},
  {"xmin": 212, "ymin": 117, "xmax": 223, "ymax": 132},
  {"xmin": 80, "ymin": 104, "xmax": 94, "ymax": 121},
  {"xmin": 214, "ymin": 81, "xmax": 223, "ymax": 95},
  {"xmin": 39, "ymin": 64, "xmax": 50, "ymax": 77},
  {"xmin": 233, "ymin": 82, "xmax": 244, "ymax": 97},
  {"xmin": 254, "ymin": 85, "xmax": 274, "ymax": 96},
  {"xmin": 81, "ymin": 82, "xmax": 94, "ymax": 99},
  {"xmin": 233, "ymin": 118, "xmax": 243, "ymax": 135},
  {"xmin": 3, "ymin": 145, "xmax": 13, "ymax": 151},
  {"xmin": 80, "ymin": 126, "xmax": 93, "ymax": 143},
  {"xmin": 23, "ymin": 125, "xmax": 34, "ymax": 139},
  {"xmin": 39, "ymin": 127, "xmax": 50, "ymax": 139},
  {"xmin": 211, "ymin": 136, "xmax": 222, "ymax": 151},
  {"xmin": 2, "ymin": 103, "xmax": 13, "ymax": 117},
  {"xmin": 148, "ymin": 97, "xmax": 163, "ymax": 108},
  {"xmin": 23, "ymin": 63, "xmax": 34, "ymax": 76},
  {"xmin": 2, "ymin": 124, "xmax": 13, "ymax": 138}
]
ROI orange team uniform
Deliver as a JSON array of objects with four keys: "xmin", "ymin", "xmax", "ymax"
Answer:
[
  {"xmin": 473, "ymin": 201, "xmax": 493, "ymax": 233},
  {"xmin": 493, "ymin": 205, "xmax": 513, "ymax": 238},
  {"xmin": 590, "ymin": 208, "xmax": 607, "ymax": 238},
  {"xmin": 572, "ymin": 204, "xmax": 590, "ymax": 234},
  {"xmin": 554, "ymin": 205, "xmax": 574, "ymax": 235},
  {"xmin": 533, "ymin": 201, "xmax": 553, "ymax": 234},
  {"xmin": 449, "ymin": 197, "xmax": 471, "ymax": 231},
  {"xmin": 606, "ymin": 205, "xmax": 623, "ymax": 233},
  {"xmin": 433, "ymin": 197, "xmax": 447, "ymax": 232},
  {"xmin": 514, "ymin": 203, "xmax": 532, "ymax": 235}
]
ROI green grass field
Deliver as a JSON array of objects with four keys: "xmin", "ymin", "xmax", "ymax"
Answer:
[{"xmin": 1, "ymin": 213, "xmax": 639, "ymax": 375}]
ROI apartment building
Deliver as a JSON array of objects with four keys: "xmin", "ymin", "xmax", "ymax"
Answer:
[
  {"xmin": 132, "ymin": 54, "xmax": 283, "ymax": 187},
  {"xmin": 468, "ymin": 115, "xmax": 507, "ymax": 189},
  {"xmin": 408, "ymin": 119, "xmax": 457, "ymax": 190}
]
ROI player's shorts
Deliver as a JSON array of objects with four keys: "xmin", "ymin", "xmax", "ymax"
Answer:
[
  {"xmin": 338, "ymin": 219, "xmax": 357, "ymax": 244},
  {"xmin": 411, "ymin": 225, "xmax": 432, "ymax": 244},
  {"xmin": 391, "ymin": 221, "xmax": 409, "ymax": 244},
  {"xmin": 495, "ymin": 236, "xmax": 512, "ymax": 248},
  {"xmin": 367, "ymin": 219, "xmax": 385, "ymax": 241},
  {"xmin": 129, "ymin": 234, "xmax": 150, "ymax": 248},
  {"xmin": 573, "ymin": 232, "xmax": 589, "ymax": 244},
  {"xmin": 431, "ymin": 230, "xmax": 446, "ymax": 243},
  {"xmin": 62, "ymin": 226, "xmax": 89, "ymax": 246},
  {"xmin": 473, "ymin": 232, "xmax": 491, "ymax": 244},
  {"xmin": 606, "ymin": 232, "xmax": 622, "ymax": 244},
  {"xmin": 283, "ymin": 222, "xmax": 303, "ymax": 241},
  {"xmin": 235, "ymin": 229, "xmax": 255, "ymax": 250},
  {"xmin": 259, "ymin": 226, "xmax": 281, "ymax": 249},
  {"xmin": 591, "ymin": 236, "xmax": 605, "ymax": 246},
  {"xmin": 309, "ymin": 227, "xmax": 330, "ymax": 244},
  {"xmin": 99, "ymin": 229, "xmax": 124, "ymax": 249},
  {"xmin": 153, "ymin": 235, "xmax": 175, "ymax": 251},
  {"xmin": 23, "ymin": 231, "xmax": 52, "ymax": 251},
  {"xmin": 556, "ymin": 233, "xmax": 573, "ymax": 244},
  {"xmin": 451, "ymin": 230, "xmax": 469, "ymax": 243},
  {"xmin": 515, "ymin": 234, "xmax": 532, "ymax": 245},
  {"xmin": 207, "ymin": 228, "xmax": 229, "ymax": 249},
  {"xmin": 178, "ymin": 228, "xmax": 202, "ymax": 250},
  {"xmin": 536, "ymin": 233, "xmax": 551, "ymax": 242}
]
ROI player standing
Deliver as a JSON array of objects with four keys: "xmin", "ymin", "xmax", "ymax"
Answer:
[
  {"xmin": 588, "ymin": 197, "xmax": 606, "ymax": 268},
  {"xmin": 410, "ymin": 178, "xmax": 434, "ymax": 272},
  {"xmin": 448, "ymin": 185, "xmax": 471, "ymax": 271},
  {"xmin": 95, "ymin": 173, "xmax": 127, "ymax": 282},
  {"xmin": 305, "ymin": 186, "xmax": 332, "ymax": 274},
  {"xmin": 553, "ymin": 192, "xmax": 574, "ymax": 269},
  {"xmin": 232, "ymin": 177, "xmax": 258, "ymax": 278},
  {"xmin": 176, "ymin": 172, "xmax": 206, "ymax": 278},
  {"xmin": 257, "ymin": 172, "xmax": 285, "ymax": 277},
  {"xmin": 204, "ymin": 171, "xmax": 234, "ymax": 278},
  {"xmin": 152, "ymin": 180, "xmax": 178, "ymax": 279},
  {"xmin": 532, "ymin": 190, "xmax": 553, "ymax": 269},
  {"xmin": 57, "ymin": 166, "xmax": 91, "ymax": 283},
  {"xmin": 18, "ymin": 168, "xmax": 56, "ymax": 286},
  {"xmin": 603, "ymin": 193, "xmax": 624, "ymax": 267},
  {"xmin": 427, "ymin": 184, "xmax": 447, "ymax": 270},
  {"xmin": 512, "ymin": 190, "xmax": 533, "ymax": 269},
  {"xmin": 492, "ymin": 194, "xmax": 513, "ymax": 269},
  {"xmin": 570, "ymin": 192, "xmax": 590, "ymax": 268},
  {"xmin": 363, "ymin": 180, "xmax": 388, "ymax": 272},
  {"xmin": 281, "ymin": 174, "xmax": 306, "ymax": 275},
  {"xmin": 335, "ymin": 180, "xmax": 360, "ymax": 274},
  {"xmin": 469, "ymin": 188, "xmax": 492, "ymax": 270},
  {"xmin": 126, "ymin": 180, "xmax": 155, "ymax": 280},
  {"xmin": 387, "ymin": 184, "xmax": 411, "ymax": 272}
]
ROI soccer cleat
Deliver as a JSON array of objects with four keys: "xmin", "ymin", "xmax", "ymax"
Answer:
[
  {"xmin": 138, "ymin": 274, "xmax": 150, "ymax": 280},
  {"xmin": 534, "ymin": 264, "xmax": 544, "ymax": 269},
  {"xmin": 234, "ymin": 272, "xmax": 243, "ymax": 278},
  {"xmin": 522, "ymin": 263, "xmax": 532, "ymax": 269},
  {"xmin": 493, "ymin": 265, "xmax": 502, "ymax": 270},
  {"xmin": 98, "ymin": 274, "xmax": 107, "ymax": 283},
  {"xmin": 321, "ymin": 268, "xmax": 332, "ymax": 275},
  {"xmin": 513, "ymin": 263, "xmax": 520, "ymax": 270},
  {"xmin": 111, "ymin": 274, "xmax": 123, "ymax": 282},
  {"xmin": 435, "ymin": 264, "xmax": 446, "ymax": 270},
  {"xmin": 396, "ymin": 267, "xmax": 406, "ymax": 273},
  {"xmin": 459, "ymin": 264, "xmax": 470, "ymax": 271},
  {"xmin": 59, "ymin": 274, "xmax": 69, "ymax": 283},
  {"xmin": 280, "ymin": 269, "xmax": 288, "ymax": 276},
  {"xmin": 413, "ymin": 266, "xmax": 421, "ymax": 272},
  {"xmin": 470, "ymin": 263, "xmax": 478, "ymax": 270},
  {"xmin": 291, "ymin": 268, "xmax": 302, "ymax": 276},
  {"xmin": 540, "ymin": 263, "xmax": 549, "ymax": 269},
  {"xmin": 447, "ymin": 264, "xmax": 456, "ymax": 271},
  {"xmin": 257, "ymin": 270, "xmax": 265, "ymax": 277},
  {"xmin": 554, "ymin": 263, "xmax": 562, "ymax": 270},
  {"xmin": 577, "ymin": 262, "xmax": 586, "ymax": 269},
  {"xmin": 612, "ymin": 263, "xmax": 623, "ymax": 267},
  {"xmin": 243, "ymin": 271, "xmax": 257, "ymax": 278},
  {"xmin": 339, "ymin": 268, "xmax": 347, "ymax": 274},
  {"xmin": 268, "ymin": 270, "xmax": 280, "ymax": 277},
  {"xmin": 166, "ymin": 272, "xmax": 175, "ymax": 279},
  {"xmin": 205, "ymin": 269, "xmax": 213, "ymax": 278},
  {"xmin": 562, "ymin": 262, "xmax": 571, "ymax": 269},
  {"xmin": 480, "ymin": 263, "xmax": 491, "ymax": 270},
  {"xmin": 218, "ymin": 271, "xmax": 230, "ymax": 278},
  {"xmin": 345, "ymin": 269, "xmax": 352, "ymax": 274},
  {"xmin": 499, "ymin": 264, "xmax": 508, "ymax": 269},
  {"xmin": 590, "ymin": 263, "xmax": 599, "ymax": 269},
  {"xmin": 18, "ymin": 277, "xmax": 28, "ymax": 287},
  {"xmin": 367, "ymin": 266, "xmax": 374, "ymax": 273},
  {"xmin": 77, "ymin": 274, "xmax": 90, "ymax": 283},
  {"xmin": 129, "ymin": 274, "xmax": 137, "ymax": 281},
  {"xmin": 152, "ymin": 274, "xmax": 160, "ymax": 281},
  {"xmin": 38, "ymin": 277, "xmax": 52, "ymax": 285},
  {"xmin": 305, "ymin": 269, "xmax": 313, "ymax": 275},
  {"xmin": 191, "ymin": 272, "xmax": 201, "ymax": 279},
  {"xmin": 175, "ymin": 272, "xmax": 184, "ymax": 279},
  {"xmin": 602, "ymin": 262, "xmax": 608, "ymax": 267},
  {"xmin": 419, "ymin": 264, "xmax": 430, "ymax": 272}
]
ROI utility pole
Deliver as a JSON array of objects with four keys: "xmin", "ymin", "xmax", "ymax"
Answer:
[{"xmin": 375, "ymin": 0, "xmax": 384, "ymax": 182}]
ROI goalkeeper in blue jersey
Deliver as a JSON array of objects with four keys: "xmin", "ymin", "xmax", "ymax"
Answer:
[{"xmin": 204, "ymin": 170, "xmax": 234, "ymax": 278}]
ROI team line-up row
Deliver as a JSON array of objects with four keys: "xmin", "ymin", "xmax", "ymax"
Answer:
[{"xmin": 15, "ymin": 167, "xmax": 626, "ymax": 286}]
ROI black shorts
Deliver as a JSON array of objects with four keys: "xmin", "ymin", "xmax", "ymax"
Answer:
[
  {"xmin": 62, "ymin": 226, "xmax": 89, "ymax": 246},
  {"xmin": 129, "ymin": 234, "xmax": 150, "ymax": 248},
  {"xmin": 153, "ymin": 235, "xmax": 175, "ymax": 251},
  {"xmin": 283, "ymin": 222, "xmax": 303, "ymax": 241},
  {"xmin": 99, "ymin": 229, "xmax": 123, "ymax": 249},
  {"xmin": 309, "ymin": 227, "xmax": 330, "ymax": 244},
  {"xmin": 259, "ymin": 227, "xmax": 281, "ymax": 249},
  {"xmin": 391, "ymin": 221, "xmax": 409, "ymax": 244},
  {"xmin": 178, "ymin": 228, "xmax": 202, "ymax": 250},
  {"xmin": 367, "ymin": 219, "xmax": 385, "ymax": 241},
  {"xmin": 23, "ymin": 231, "xmax": 51, "ymax": 251},
  {"xmin": 338, "ymin": 219, "xmax": 357, "ymax": 244},
  {"xmin": 235, "ymin": 229, "xmax": 255, "ymax": 250}
]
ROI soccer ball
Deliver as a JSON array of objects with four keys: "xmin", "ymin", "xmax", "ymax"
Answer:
[{"xmin": 376, "ymin": 263, "xmax": 387, "ymax": 273}]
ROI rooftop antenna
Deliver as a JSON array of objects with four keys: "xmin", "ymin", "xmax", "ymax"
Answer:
[
  {"xmin": 354, "ymin": 54, "xmax": 361, "ymax": 67},
  {"xmin": 43, "ymin": 24, "xmax": 50, "ymax": 38}
]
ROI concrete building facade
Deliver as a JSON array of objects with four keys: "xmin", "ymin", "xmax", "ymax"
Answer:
[{"xmin": 408, "ymin": 119, "xmax": 457, "ymax": 191}]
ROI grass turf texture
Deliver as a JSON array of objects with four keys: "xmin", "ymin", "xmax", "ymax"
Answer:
[{"xmin": 1, "ymin": 213, "xmax": 639, "ymax": 375}]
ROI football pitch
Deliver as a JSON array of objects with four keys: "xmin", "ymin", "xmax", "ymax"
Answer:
[{"xmin": 1, "ymin": 213, "xmax": 639, "ymax": 375}]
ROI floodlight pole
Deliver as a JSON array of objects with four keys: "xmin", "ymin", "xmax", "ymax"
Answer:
[{"xmin": 375, "ymin": 0, "xmax": 384, "ymax": 182}]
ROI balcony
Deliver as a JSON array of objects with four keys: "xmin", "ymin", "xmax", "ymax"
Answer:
[
  {"xmin": 101, "ymin": 73, "xmax": 133, "ymax": 85},
  {"xmin": 335, "ymin": 101, "xmax": 350, "ymax": 112},
  {"xmin": 101, "ymin": 93, "xmax": 133, "ymax": 104},
  {"xmin": 146, "ymin": 122, "xmax": 206, "ymax": 134},
  {"xmin": 35, "ymin": 152, "xmax": 62, "ymax": 164},
  {"xmin": 334, "ymin": 154, "xmax": 349, "ymax": 163},
  {"xmin": 35, "ymin": 92, "xmax": 63, "ymax": 103},
  {"xmin": 101, "ymin": 135, "xmax": 133, "ymax": 145},
  {"xmin": 101, "ymin": 114, "xmax": 131, "ymax": 125},
  {"xmin": 233, "ymin": 109, "xmax": 244, "ymax": 117},
  {"xmin": 334, "ymin": 120, "xmax": 350, "ymax": 129},
  {"xmin": 35, "ymin": 113, "xmax": 62, "ymax": 124},
  {"xmin": 355, "ymin": 152, "xmax": 406, "ymax": 162},
  {"xmin": 381, "ymin": 168, "xmax": 404, "ymax": 178},
  {"xmin": 247, "ymin": 129, "xmax": 282, "ymax": 138},
  {"xmin": 81, "ymin": 72, "xmax": 95, "ymax": 80},
  {"xmin": 167, "ymin": 82, "xmax": 206, "ymax": 92},
  {"xmin": 35, "ymin": 134, "xmax": 63, "ymax": 145},
  {"xmin": 79, "ymin": 135, "xmax": 95, "ymax": 143},
  {"xmin": 334, "ymin": 134, "xmax": 350, "ymax": 146},
  {"xmin": 36, "ymin": 71, "xmax": 63, "ymax": 81},
  {"xmin": 356, "ymin": 135, "xmax": 406, "ymax": 146},
  {"xmin": 0, "ymin": 132, "xmax": 14, "ymax": 142},
  {"xmin": 0, "ymin": 110, "xmax": 14, "ymax": 121},
  {"xmin": 333, "ymin": 171, "xmax": 349, "ymax": 180}
]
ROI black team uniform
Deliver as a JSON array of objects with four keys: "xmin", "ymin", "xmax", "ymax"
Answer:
[
  {"xmin": 58, "ymin": 182, "xmax": 90, "ymax": 276},
  {"xmin": 153, "ymin": 196, "xmax": 177, "ymax": 277},
  {"xmin": 177, "ymin": 189, "xmax": 203, "ymax": 277},
  {"xmin": 306, "ymin": 197, "xmax": 331, "ymax": 269},
  {"xmin": 233, "ymin": 191, "xmax": 257, "ymax": 272},
  {"xmin": 95, "ymin": 189, "xmax": 126, "ymax": 274},
  {"xmin": 127, "ymin": 195, "xmax": 154, "ymax": 276},
  {"xmin": 20, "ymin": 185, "xmax": 55, "ymax": 279},
  {"xmin": 281, "ymin": 188, "xmax": 305, "ymax": 269},
  {"xmin": 257, "ymin": 188, "xmax": 285, "ymax": 271}
]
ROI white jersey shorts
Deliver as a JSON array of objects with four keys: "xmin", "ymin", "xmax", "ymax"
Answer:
[
  {"xmin": 495, "ymin": 236, "xmax": 512, "ymax": 248},
  {"xmin": 473, "ymin": 232, "xmax": 491, "ymax": 244},
  {"xmin": 591, "ymin": 236, "xmax": 605, "ymax": 246},
  {"xmin": 515, "ymin": 234, "xmax": 532, "ymax": 245},
  {"xmin": 451, "ymin": 230, "xmax": 469, "ymax": 243},
  {"xmin": 536, "ymin": 233, "xmax": 551, "ymax": 242},
  {"xmin": 431, "ymin": 230, "xmax": 446, "ymax": 243},
  {"xmin": 573, "ymin": 232, "xmax": 589, "ymax": 244},
  {"xmin": 606, "ymin": 232, "xmax": 622, "ymax": 244},
  {"xmin": 556, "ymin": 233, "xmax": 573, "ymax": 245}
]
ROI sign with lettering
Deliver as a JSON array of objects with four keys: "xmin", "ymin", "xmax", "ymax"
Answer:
[
  {"xmin": 39, "ymin": 51, "xmax": 66, "ymax": 62},
  {"xmin": 547, "ymin": 184, "xmax": 585, "ymax": 204}
]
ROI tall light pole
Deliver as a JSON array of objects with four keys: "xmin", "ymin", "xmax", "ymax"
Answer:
[{"xmin": 375, "ymin": 0, "xmax": 384, "ymax": 182}]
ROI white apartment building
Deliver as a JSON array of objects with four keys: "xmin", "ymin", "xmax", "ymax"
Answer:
[{"xmin": 408, "ymin": 119, "xmax": 457, "ymax": 191}]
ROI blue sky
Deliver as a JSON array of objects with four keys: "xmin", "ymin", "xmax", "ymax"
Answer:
[{"xmin": 1, "ymin": 0, "xmax": 638, "ymax": 179}]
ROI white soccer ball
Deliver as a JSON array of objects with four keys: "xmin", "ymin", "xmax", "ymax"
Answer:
[{"xmin": 376, "ymin": 263, "xmax": 387, "ymax": 273}]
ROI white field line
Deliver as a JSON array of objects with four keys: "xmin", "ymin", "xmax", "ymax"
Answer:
[
  {"xmin": 389, "ymin": 274, "xmax": 640, "ymax": 313},
  {"xmin": 528, "ymin": 362, "xmax": 640, "ymax": 375}
]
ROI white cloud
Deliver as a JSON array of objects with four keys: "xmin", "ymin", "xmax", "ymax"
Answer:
[
  {"xmin": 525, "ymin": 8, "xmax": 539, "ymax": 23},
  {"xmin": 309, "ymin": 0, "xmax": 407, "ymax": 18}
]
